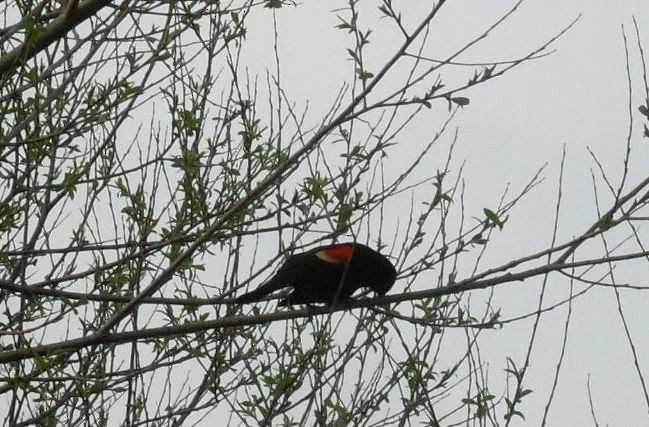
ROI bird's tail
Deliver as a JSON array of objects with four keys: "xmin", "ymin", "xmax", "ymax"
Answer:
[{"xmin": 235, "ymin": 276, "xmax": 285, "ymax": 304}]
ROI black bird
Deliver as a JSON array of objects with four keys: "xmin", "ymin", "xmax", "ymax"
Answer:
[{"xmin": 235, "ymin": 242, "xmax": 396, "ymax": 306}]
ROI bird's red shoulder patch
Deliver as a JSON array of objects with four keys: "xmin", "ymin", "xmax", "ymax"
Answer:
[{"xmin": 315, "ymin": 244, "xmax": 354, "ymax": 264}]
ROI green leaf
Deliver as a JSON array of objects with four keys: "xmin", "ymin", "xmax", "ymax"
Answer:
[
  {"xmin": 484, "ymin": 208, "xmax": 504, "ymax": 230},
  {"xmin": 336, "ymin": 18, "xmax": 353, "ymax": 32},
  {"xmin": 639, "ymin": 104, "xmax": 649, "ymax": 119},
  {"xmin": 598, "ymin": 213, "xmax": 614, "ymax": 231},
  {"xmin": 62, "ymin": 171, "xmax": 79, "ymax": 198},
  {"xmin": 470, "ymin": 233, "xmax": 488, "ymax": 245},
  {"xmin": 264, "ymin": 0, "xmax": 283, "ymax": 8},
  {"xmin": 34, "ymin": 355, "xmax": 55, "ymax": 371},
  {"xmin": 87, "ymin": 380, "xmax": 108, "ymax": 394},
  {"xmin": 412, "ymin": 96, "xmax": 432, "ymax": 108},
  {"xmin": 178, "ymin": 109, "xmax": 201, "ymax": 136},
  {"xmin": 519, "ymin": 388, "xmax": 533, "ymax": 398},
  {"xmin": 26, "ymin": 67, "xmax": 38, "ymax": 83},
  {"xmin": 356, "ymin": 69, "xmax": 374, "ymax": 82},
  {"xmin": 337, "ymin": 203, "xmax": 354, "ymax": 232},
  {"xmin": 451, "ymin": 97, "xmax": 470, "ymax": 107},
  {"xmin": 448, "ymin": 271, "xmax": 457, "ymax": 285},
  {"xmin": 304, "ymin": 176, "xmax": 328, "ymax": 199},
  {"xmin": 346, "ymin": 48, "xmax": 359, "ymax": 62}
]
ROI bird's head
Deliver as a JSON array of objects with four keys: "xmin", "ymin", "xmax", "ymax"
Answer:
[{"xmin": 352, "ymin": 243, "xmax": 397, "ymax": 296}]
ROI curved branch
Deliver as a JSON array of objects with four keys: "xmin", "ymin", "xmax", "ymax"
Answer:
[{"xmin": 0, "ymin": 0, "xmax": 111, "ymax": 77}]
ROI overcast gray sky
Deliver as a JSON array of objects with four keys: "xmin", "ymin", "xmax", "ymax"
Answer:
[{"xmin": 3, "ymin": 1, "xmax": 646, "ymax": 425}]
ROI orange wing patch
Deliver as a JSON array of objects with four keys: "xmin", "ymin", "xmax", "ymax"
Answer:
[{"xmin": 316, "ymin": 245, "xmax": 354, "ymax": 264}]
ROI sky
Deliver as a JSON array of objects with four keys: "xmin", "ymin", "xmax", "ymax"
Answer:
[
  {"xmin": 3, "ymin": 1, "xmax": 649, "ymax": 425},
  {"xmin": 236, "ymin": 1, "xmax": 649, "ymax": 425}
]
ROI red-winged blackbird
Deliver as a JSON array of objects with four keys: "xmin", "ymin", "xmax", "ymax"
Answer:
[{"xmin": 235, "ymin": 242, "xmax": 396, "ymax": 306}]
